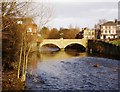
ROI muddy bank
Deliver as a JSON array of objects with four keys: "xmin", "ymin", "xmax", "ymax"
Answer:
[{"xmin": 26, "ymin": 57, "xmax": 119, "ymax": 90}]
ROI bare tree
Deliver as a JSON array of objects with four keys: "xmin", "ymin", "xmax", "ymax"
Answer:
[
  {"xmin": 1, "ymin": 0, "xmax": 53, "ymax": 81},
  {"xmin": 34, "ymin": 1, "xmax": 53, "ymax": 29},
  {"xmin": 1, "ymin": 0, "xmax": 53, "ymax": 30},
  {"xmin": 98, "ymin": 19, "xmax": 107, "ymax": 25}
]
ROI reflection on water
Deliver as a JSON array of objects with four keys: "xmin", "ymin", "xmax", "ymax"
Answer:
[
  {"xmin": 39, "ymin": 50, "xmax": 87, "ymax": 62},
  {"xmin": 28, "ymin": 47, "xmax": 87, "ymax": 74},
  {"xmin": 40, "ymin": 47, "xmax": 89, "ymax": 61},
  {"xmin": 28, "ymin": 47, "xmax": 119, "ymax": 75},
  {"xmin": 28, "ymin": 53, "xmax": 38, "ymax": 75}
]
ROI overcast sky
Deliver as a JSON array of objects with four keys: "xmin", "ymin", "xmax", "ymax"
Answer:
[{"xmin": 34, "ymin": 0, "xmax": 119, "ymax": 29}]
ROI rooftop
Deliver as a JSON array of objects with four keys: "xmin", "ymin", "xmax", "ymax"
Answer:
[{"xmin": 101, "ymin": 21, "xmax": 116, "ymax": 26}]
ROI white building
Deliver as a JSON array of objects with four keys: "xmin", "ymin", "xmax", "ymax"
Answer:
[{"xmin": 100, "ymin": 21, "xmax": 119, "ymax": 39}]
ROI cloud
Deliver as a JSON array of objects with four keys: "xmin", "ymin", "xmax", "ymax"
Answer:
[
  {"xmin": 53, "ymin": 2, "xmax": 118, "ymax": 18},
  {"xmin": 91, "ymin": 9, "xmax": 108, "ymax": 12},
  {"xmin": 34, "ymin": 0, "xmax": 120, "ymax": 3},
  {"xmin": 47, "ymin": 17, "xmax": 99, "ymax": 29},
  {"xmin": 91, "ymin": 8, "xmax": 118, "ymax": 13},
  {"xmin": 109, "ymin": 9, "xmax": 118, "ymax": 13},
  {"xmin": 35, "ymin": 2, "xmax": 118, "ymax": 29}
]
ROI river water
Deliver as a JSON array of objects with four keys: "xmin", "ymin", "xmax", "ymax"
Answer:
[{"xmin": 26, "ymin": 47, "xmax": 119, "ymax": 91}]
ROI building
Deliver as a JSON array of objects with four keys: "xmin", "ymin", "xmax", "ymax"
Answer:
[
  {"xmin": 94, "ymin": 24, "xmax": 101, "ymax": 39},
  {"xmin": 16, "ymin": 18, "xmax": 37, "ymax": 34},
  {"xmin": 83, "ymin": 28, "xmax": 95, "ymax": 39},
  {"xmin": 100, "ymin": 20, "xmax": 119, "ymax": 39},
  {"xmin": 116, "ymin": 20, "xmax": 120, "ymax": 38},
  {"xmin": 16, "ymin": 18, "xmax": 39, "ymax": 42}
]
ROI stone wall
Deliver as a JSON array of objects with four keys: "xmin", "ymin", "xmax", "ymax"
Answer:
[{"xmin": 88, "ymin": 40, "xmax": 120, "ymax": 56}]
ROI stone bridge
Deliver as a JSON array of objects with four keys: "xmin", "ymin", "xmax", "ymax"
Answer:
[{"xmin": 39, "ymin": 38, "xmax": 88, "ymax": 49}]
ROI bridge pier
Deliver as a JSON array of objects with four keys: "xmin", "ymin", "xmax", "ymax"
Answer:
[{"xmin": 60, "ymin": 48, "xmax": 64, "ymax": 51}]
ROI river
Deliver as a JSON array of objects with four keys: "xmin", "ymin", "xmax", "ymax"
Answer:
[{"xmin": 26, "ymin": 47, "xmax": 119, "ymax": 91}]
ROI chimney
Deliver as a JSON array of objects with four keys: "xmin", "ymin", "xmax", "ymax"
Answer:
[{"xmin": 115, "ymin": 19, "xmax": 118, "ymax": 24}]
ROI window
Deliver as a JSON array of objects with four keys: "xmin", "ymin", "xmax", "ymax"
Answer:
[
  {"xmin": 17, "ymin": 21, "xmax": 22, "ymax": 24},
  {"xmin": 27, "ymin": 28, "xmax": 32, "ymax": 32},
  {"xmin": 103, "ymin": 26, "xmax": 105, "ymax": 29},
  {"xmin": 105, "ymin": 30, "xmax": 107, "ymax": 33},
  {"xmin": 109, "ymin": 30, "xmax": 111, "ymax": 34},
  {"xmin": 111, "ymin": 26, "xmax": 113, "ymax": 29}
]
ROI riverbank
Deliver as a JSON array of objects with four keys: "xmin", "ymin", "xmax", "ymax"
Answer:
[
  {"xmin": 2, "ymin": 62, "xmax": 25, "ymax": 91},
  {"xmin": 88, "ymin": 39, "xmax": 120, "ymax": 57},
  {"xmin": 26, "ymin": 57, "xmax": 119, "ymax": 90},
  {"xmin": 109, "ymin": 39, "xmax": 120, "ymax": 46}
]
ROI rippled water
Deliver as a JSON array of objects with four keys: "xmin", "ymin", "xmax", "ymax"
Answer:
[{"xmin": 26, "ymin": 48, "xmax": 119, "ymax": 90}]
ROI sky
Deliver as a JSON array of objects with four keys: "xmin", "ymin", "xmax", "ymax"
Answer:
[{"xmin": 34, "ymin": 0, "xmax": 119, "ymax": 29}]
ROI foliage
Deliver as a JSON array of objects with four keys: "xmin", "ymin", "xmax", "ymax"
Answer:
[
  {"xmin": 59, "ymin": 28, "xmax": 79, "ymax": 39},
  {"xmin": 2, "ymin": 18, "xmax": 23, "ymax": 70},
  {"xmin": 2, "ymin": 1, "xmax": 32, "ymax": 70},
  {"xmin": 1, "ymin": 1, "xmax": 52, "ymax": 81},
  {"xmin": 109, "ymin": 40, "xmax": 120, "ymax": 46},
  {"xmin": 39, "ymin": 27, "xmax": 80, "ymax": 39},
  {"xmin": 40, "ymin": 26, "xmax": 50, "ymax": 39},
  {"xmin": 48, "ymin": 28, "xmax": 59, "ymax": 39}
]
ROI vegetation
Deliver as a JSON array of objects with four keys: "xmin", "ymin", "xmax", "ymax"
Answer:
[
  {"xmin": 39, "ymin": 26, "xmax": 80, "ymax": 39},
  {"xmin": 1, "ymin": 0, "xmax": 119, "ymax": 90},
  {"xmin": 1, "ymin": 0, "xmax": 52, "ymax": 89},
  {"xmin": 109, "ymin": 40, "xmax": 120, "ymax": 46}
]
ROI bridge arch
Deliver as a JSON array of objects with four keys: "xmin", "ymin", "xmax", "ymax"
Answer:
[
  {"xmin": 39, "ymin": 40, "xmax": 62, "ymax": 49},
  {"xmin": 63, "ymin": 42, "xmax": 86, "ymax": 49},
  {"xmin": 40, "ymin": 43, "xmax": 60, "ymax": 49},
  {"xmin": 64, "ymin": 43, "xmax": 86, "ymax": 52},
  {"xmin": 39, "ymin": 39, "xmax": 88, "ymax": 49}
]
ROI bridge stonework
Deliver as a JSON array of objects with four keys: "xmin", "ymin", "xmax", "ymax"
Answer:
[{"xmin": 39, "ymin": 38, "xmax": 88, "ymax": 49}]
